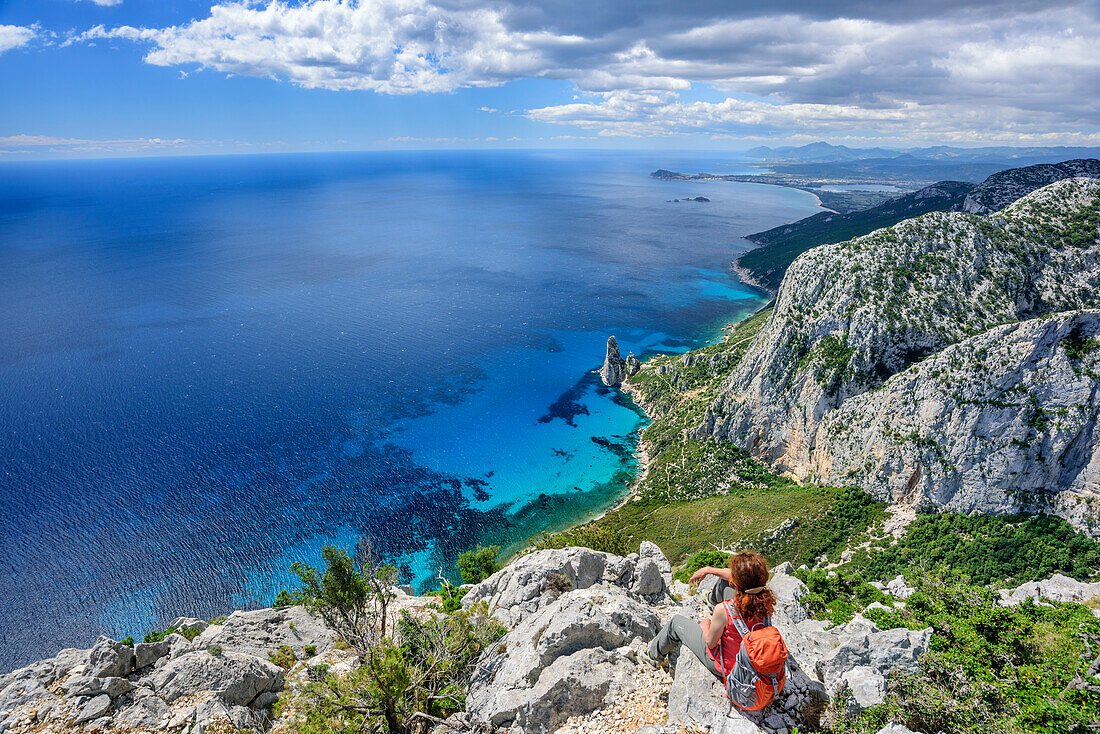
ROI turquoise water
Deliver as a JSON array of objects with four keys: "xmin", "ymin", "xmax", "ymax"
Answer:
[{"xmin": 0, "ymin": 150, "xmax": 819, "ymax": 668}]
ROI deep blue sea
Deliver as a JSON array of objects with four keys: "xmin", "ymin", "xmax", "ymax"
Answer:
[{"xmin": 0, "ymin": 150, "xmax": 820, "ymax": 669}]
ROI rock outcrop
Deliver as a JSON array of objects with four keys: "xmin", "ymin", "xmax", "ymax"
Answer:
[
  {"xmin": 600, "ymin": 336, "xmax": 627, "ymax": 386},
  {"xmin": 812, "ymin": 311, "xmax": 1100, "ymax": 529},
  {"xmin": 0, "ymin": 606, "xmax": 334, "ymax": 734},
  {"xmin": 461, "ymin": 545, "xmax": 668, "ymax": 626},
  {"xmin": 701, "ymin": 178, "xmax": 1100, "ymax": 531}
]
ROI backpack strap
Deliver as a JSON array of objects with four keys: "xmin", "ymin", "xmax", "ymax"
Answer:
[{"xmin": 724, "ymin": 601, "xmax": 751, "ymax": 639}]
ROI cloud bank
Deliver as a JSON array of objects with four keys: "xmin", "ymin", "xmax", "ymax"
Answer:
[
  {"xmin": 0, "ymin": 25, "xmax": 36, "ymax": 55},
  {"xmin": 68, "ymin": 0, "xmax": 1100, "ymax": 143}
]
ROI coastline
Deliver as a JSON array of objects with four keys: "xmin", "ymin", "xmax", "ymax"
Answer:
[{"xmin": 563, "ymin": 290, "xmax": 772, "ymax": 537}]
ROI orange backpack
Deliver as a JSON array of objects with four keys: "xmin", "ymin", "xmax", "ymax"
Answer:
[{"xmin": 715, "ymin": 602, "xmax": 788, "ymax": 711}]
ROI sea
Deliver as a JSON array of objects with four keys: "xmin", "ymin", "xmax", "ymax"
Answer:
[{"xmin": 0, "ymin": 150, "xmax": 821, "ymax": 669}]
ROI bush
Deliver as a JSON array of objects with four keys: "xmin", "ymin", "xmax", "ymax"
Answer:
[
  {"xmin": 278, "ymin": 536, "xmax": 506, "ymax": 733},
  {"xmin": 207, "ymin": 644, "xmax": 222, "ymax": 657},
  {"xmin": 304, "ymin": 644, "xmax": 318, "ymax": 657},
  {"xmin": 794, "ymin": 568, "xmax": 893, "ymax": 626},
  {"xmin": 119, "ymin": 636, "xmax": 134, "ymax": 647},
  {"xmin": 430, "ymin": 584, "xmax": 469, "ymax": 615},
  {"xmin": 827, "ymin": 570, "xmax": 1100, "ymax": 734},
  {"xmin": 143, "ymin": 625, "xmax": 202, "ymax": 644},
  {"xmin": 269, "ymin": 644, "xmax": 296, "ymax": 671},
  {"xmin": 455, "ymin": 545, "xmax": 501, "ymax": 585},
  {"xmin": 527, "ymin": 523, "xmax": 627, "ymax": 556},
  {"xmin": 855, "ymin": 512, "xmax": 1100, "ymax": 586},
  {"xmin": 673, "ymin": 550, "xmax": 730, "ymax": 583}
]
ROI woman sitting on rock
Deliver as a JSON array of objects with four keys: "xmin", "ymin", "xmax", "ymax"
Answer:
[{"xmin": 645, "ymin": 551, "xmax": 778, "ymax": 683}]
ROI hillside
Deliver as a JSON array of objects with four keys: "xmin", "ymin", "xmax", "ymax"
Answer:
[
  {"xmin": 738, "ymin": 181, "xmax": 975, "ymax": 292},
  {"xmin": 706, "ymin": 178, "xmax": 1100, "ymax": 534},
  {"xmin": 736, "ymin": 158, "xmax": 1100, "ymax": 293}
]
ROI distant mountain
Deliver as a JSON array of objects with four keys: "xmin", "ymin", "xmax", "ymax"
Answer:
[
  {"xmin": 736, "ymin": 158, "xmax": 1100, "ymax": 293},
  {"xmin": 746, "ymin": 141, "xmax": 1100, "ymax": 166},
  {"xmin": 745, "ymin": 142, "xmax": 899, "ymax": 162}
]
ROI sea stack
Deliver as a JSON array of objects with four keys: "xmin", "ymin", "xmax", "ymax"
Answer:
[
  {"xmin": 600, "ymin": 336, "xmax": 627, "ymax": 386},
  {"xmin": 625, "ymin": 353, "xmax": 641, "ymax": 377}
]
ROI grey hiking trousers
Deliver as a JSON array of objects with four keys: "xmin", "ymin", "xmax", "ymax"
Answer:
[{"xmin": 648, "ymin": 577, "xmax": 736, "ymax": 678}]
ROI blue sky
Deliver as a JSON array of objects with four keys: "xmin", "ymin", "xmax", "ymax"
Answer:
[{"xmin": 2, "ymin": 0, "xmax": 1098, "ymax": 158}]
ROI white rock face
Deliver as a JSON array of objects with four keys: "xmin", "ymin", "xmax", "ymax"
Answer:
[
  {"xmin": 812, "ymin": 311, "xmax": 1100, "ymax": 531},
  {"xmin": 700, "ymin": 179, "xmax": 1100, "ymax": 532},
  {"xmin": 194, "ymin": 605, "xmax": 334, "ymax": 660},
  {"xmin": 466, "ymin": 586, "xmax": 660, "ymax": 732},
  {"xmin": 461, "ymin": 546, "xmax": 668, "ymax": 626},
  {"xmin": 148, "ymin": 651, "xmax": 284, "ymax": 706},
  {"xmin": 998, "ymin": 573, "xmax": 1100, "ymax": 608},
  {"xmin": 962, "ymin": 159, "xmax": 1100, "ymax": 214}
]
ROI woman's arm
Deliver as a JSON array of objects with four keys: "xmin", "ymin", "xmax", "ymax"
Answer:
[
  {"xmin": 702, "ymin": 602, "xmax": 727, "ymax": 649},
  {"xmin": 689, "ymin": 565, "xmax": 733, "ymax": 584}
]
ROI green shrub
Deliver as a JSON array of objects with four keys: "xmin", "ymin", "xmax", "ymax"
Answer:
[
  {"xmin": 674, "ymin": 550, "xmax": 730, "ymax": 583},
  {"xmin": 304, "ymin": 644, "xmax": 318, "ymax": 657},
  {"xmin": 119, "ymin": 636, "xmax": 134, "ymax": 647},
  {"xmin": 269, "ymin": 644, "xmax": 296, "ymax": 671},
  {"xmin": 527, "ymin": 523, "xmax": 627, "ymax": 556},
  {"xmin": 795, "ymin": 568, "xmax": 892, "ymax": 626},
  {"xmin": 827, "ymin": 570, "xmax": 1100, "ymax": 734},
  {"xmin": 143, "ymin": 625, "xmax": 201, "ymax": 644},
  {"xmin": 429, "ymin": 584, "xmax": 470, "ymax": 615},
  {"xmin": 854, "ymin": 512, "xmax": 1100, "ymax": 586},
  {"xmin": 207, "ymin": 644, "xmax": 222, "ymax": 657},
  {"xmin": 456, "ymin": 545, "xmax": 501, "ymax": 585}
]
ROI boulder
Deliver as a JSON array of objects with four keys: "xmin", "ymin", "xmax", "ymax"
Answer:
[
  {"xmin": 0, "ymin": 648, "xmax": 88, "ymax": 695},
  {"xmin": 839, "ymin": 666, "xmax": 886, "ymax": 711},
  {"xmin": 62, "ymin": 675, "xmax": 131, "ymax": 699},
  {"xmin": 114, "ymin": 693, "xmax": 169, "ymax": 729},
  {"xmin": 875, "ymin": 725, "xmax": 917, "ymax": 734},
  {"xmin": 72, "ymin": 694, "xmax": 111, "ymax": 724},
  {"xmin": 168, "ymin": 617, "xmax": 210, "ymax": 634},
  {"xmin": 466, "ymin": 586, "xmax": 659, "ymax": 731},
  {"xmin": 147, "ymin": 651, "xmax": 284, "ymax": 706},
  {"xmin": 666, "ymin": 646, "xmax": 765, "ymax": 734},
  {"xmin": 885, "ymin": 576, "xmax": 914, "ymax": 601},
  {"xmin": 461, "ymin": 546, "xmax": 649, "ymax": 626},
  {"xmin": 85, "ymin": 636, "xmax": 134, "ymax": 679},
  {"xmin": 818, "ymin": 620, "xmax": 930, "ymax": 695},
  {"xmin": 0, "ymin": 680, "xmax": 54, "ymax": 719},
  {"xmin": 639, "ymin": 541, "xmax": 673, "ymax": 586},
  {"xmin": 194, "ymin": 605, "xmax": 334, "ymax": 660},
  {"xmin": 632, "ymin": 558, "xmax": 666, "ymax": 596},
  {"xmin": 134, "ymin": 639, "xmax": 172, "ymax": 670}
]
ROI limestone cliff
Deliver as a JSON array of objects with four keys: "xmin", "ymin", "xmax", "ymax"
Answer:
[
  {"xmin": 700, "ymin": 178, "xmax": 1100, "ymax": 530},
  {"xmin": 812, "ymin": 311, "xmax": 1100, "ymax": 532},
  {"xmin": 962, "ymin": 158, "xmax": 1100, "ymax": 214}
]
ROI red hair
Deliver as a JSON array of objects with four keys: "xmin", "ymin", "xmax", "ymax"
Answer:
[{"xmin": 728, "ymin": 551, "xmax": 776, "ymax": 621}]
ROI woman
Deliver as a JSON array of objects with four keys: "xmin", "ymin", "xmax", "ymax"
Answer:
[{"xmin": 645, "ymin": 551, "xmax": 777, "ymax": 681}]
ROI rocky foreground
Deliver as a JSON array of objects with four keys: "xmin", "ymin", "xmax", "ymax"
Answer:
[{"xmin": 3, "ymin": 544, "xmax": 1097, "ymax": 734}]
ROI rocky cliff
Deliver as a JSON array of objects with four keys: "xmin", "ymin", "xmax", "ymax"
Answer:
[
  {"xmin": 700, "ymin": 178, "xmax": 1100, "ymax": 532},
  {"xmin": 962, "ymin": 159, "xmax": 1100, "ymax": 214}
]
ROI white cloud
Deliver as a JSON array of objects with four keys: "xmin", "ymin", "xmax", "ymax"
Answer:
[
  {"xmin": 0, "ymin": 25, "xmax": 36, "ymax": 54},
  {"xmin": 77, "ymin": 0, "xmax": 124, "ymax": 6},
  {"xmin": 0, "ymin": 134, "xmax": 190, "ymax": 156},
  {"xmin": 64, "ymin": 0, "xmax": 1100, "ymax": 143}
]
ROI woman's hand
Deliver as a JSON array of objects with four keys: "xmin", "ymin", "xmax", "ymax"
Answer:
[
  {"xmin": 689, "ymin": 566, "xmax": 713, "ymax": 584},
  {"xmin": 700, "ymin": 617, "xmax": 712, "ymax": 637}
]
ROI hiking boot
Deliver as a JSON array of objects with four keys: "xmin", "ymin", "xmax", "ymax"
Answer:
[{"xmin": 642, "ymin": 646, "xmax": 664, "ymax": 670}]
